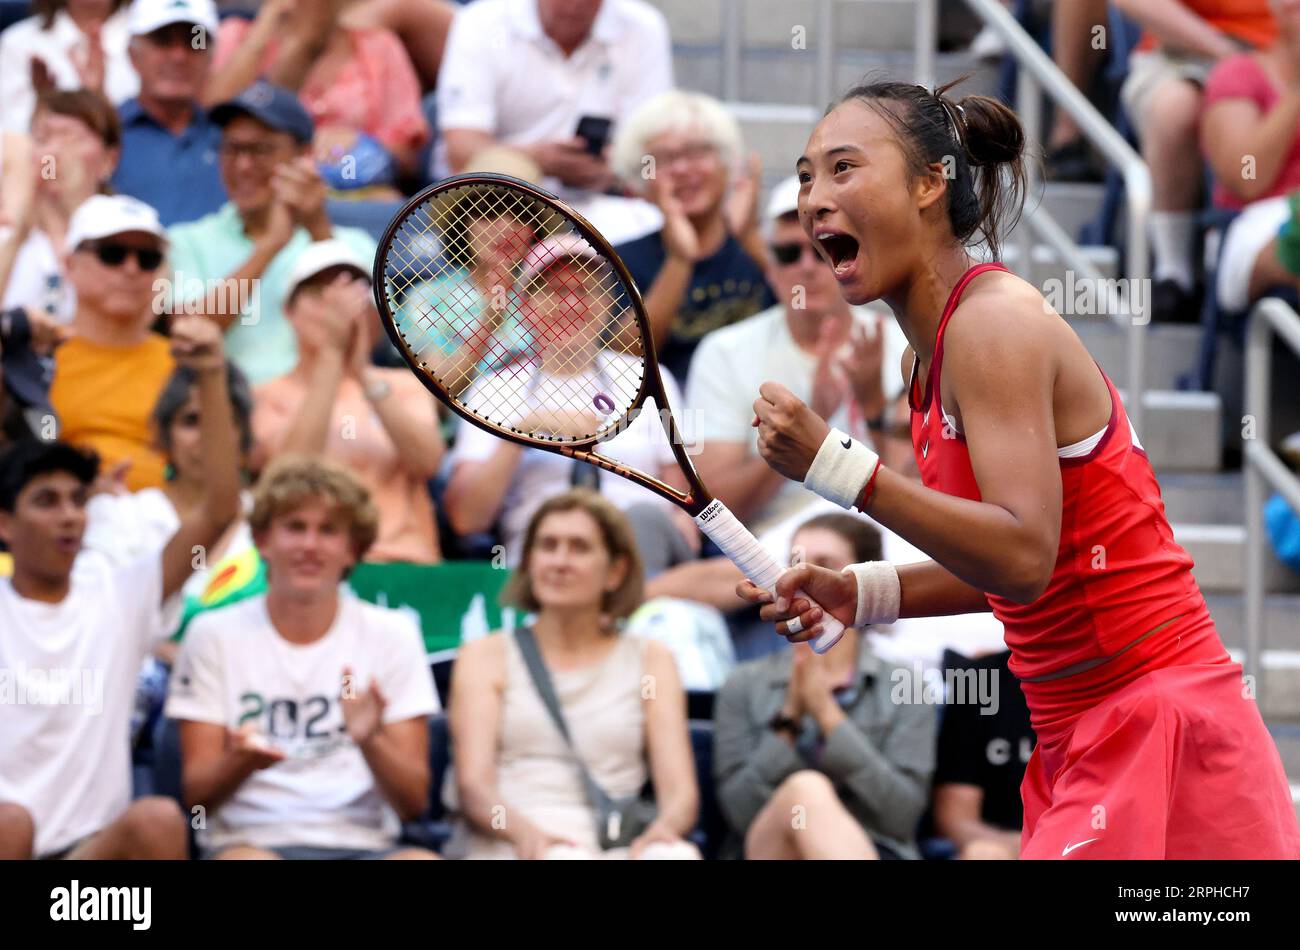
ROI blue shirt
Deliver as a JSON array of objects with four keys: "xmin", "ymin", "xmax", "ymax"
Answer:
[
  {"xmin": 168, "ymin": 204, "xmax": 377, "ymax": 383},
  {"xmin": 111, "ymin": 98, "xmax": 226, "ymax": 227},
  {"xmin": 614, "ymin": 229, "xmax": 774, "ymax": 382}
]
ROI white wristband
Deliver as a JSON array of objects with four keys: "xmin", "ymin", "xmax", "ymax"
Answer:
[
  {"xmin": 804, "ymin": 428, "xmax": 879, "ymax": 510},
  {"xmin": 841, "ymin": 561, "xmax": 901, "ymax": 627}
]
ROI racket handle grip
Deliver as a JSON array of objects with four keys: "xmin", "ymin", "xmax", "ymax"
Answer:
[{"xmin": 693, "ymin": 499, "xmax": 846, "ymax": 654}]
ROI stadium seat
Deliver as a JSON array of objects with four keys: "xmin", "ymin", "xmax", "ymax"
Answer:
[
  {"xmin": 400, "ymin": 713, "xmax": 454, "ymax": 853},
  {"xmin": 688, "ymin": 719, "xmax": 727, "ymax": 860},
  {"xmin": 325, "ymin": 198, "xmax": 404, "ymax": 244},
  {"xmin": 0, "ymin": 0, "xmax": 29, "ymax": 33}
]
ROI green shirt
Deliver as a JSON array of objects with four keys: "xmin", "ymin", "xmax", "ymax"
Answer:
[{"xmin": 167, "ymin": 203, "xmax": 377, "ymax": 383}]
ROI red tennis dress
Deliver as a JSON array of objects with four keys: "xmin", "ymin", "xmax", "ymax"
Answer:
[{"xmin": 908, "ymin": 262, "xmax": 1300, "ymax": 859}]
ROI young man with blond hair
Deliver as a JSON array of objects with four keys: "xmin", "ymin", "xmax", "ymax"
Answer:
[{"xmin": 167, "ymin": 455, "xmax": 440, "ymax": 859}]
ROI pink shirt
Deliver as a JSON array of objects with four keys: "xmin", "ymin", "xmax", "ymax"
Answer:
[
  {"xmin": 1203, "ymin": 53, "xmax": 1300, "ymax": 209},
  {"xmin": 214, "ymin": 20, "xmax": 429, "ymax": 155},
  {"xmin": 253, "ymin": 369, "xmax": 442, "ymax": 565}
]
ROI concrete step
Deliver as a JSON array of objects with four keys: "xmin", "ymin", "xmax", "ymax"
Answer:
[
  {"xmin": 1000, "ymin": 242, "xmax": 1120, "ymax": 290},
  {"xmin": 1072, "ymin": 321, "xmax": 1197, "ymax": 392},
  {"xmin": 1206, "ymin": 594, "xmax": 1300, "ymax": 718},
  {"xmin": 834, "ymin": 48, "xmax": 1001, "ymax": 98},
  {"xmin": 1155, "ymin": 471, "xmax": 1244, "ymax": 524},
  {"xmin": 1206, "ymin": 592, "xmax": 1300, "ymax": 645},
  {"xmin": 734, "ymin": 111, "xmax": 820, "ymax": 190},
  {"xmin": 673, "ymin": 45, "xmax": 1001, "ymax": 107},
  {"xmin": 1117, "ymin": 388, "xmax": 1222, "ymax": 472},
  {"xmin": 655, "ymin": 0, "xmax": 933, "ymax": 51},
  {"xmin": 1265, "ymin": 721, "xmax": 1300, "ymax": 779},
  {"xmin": 1007, "ymin": 182, "xmax": 1108, "ymax": 247},
  {"xmin": 1176, "ymin": 524, "xmax": 1300, "ymax": 593}
]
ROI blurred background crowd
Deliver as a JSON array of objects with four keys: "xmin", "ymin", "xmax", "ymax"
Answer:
[{"xmin": 1, "ymin": 0, "xmax": 1298, "ymax": 861}]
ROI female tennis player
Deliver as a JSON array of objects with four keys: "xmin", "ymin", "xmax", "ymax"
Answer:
[{"xmin": 739, "ymin": 79, "xmax": 1300, "ymax": 859}]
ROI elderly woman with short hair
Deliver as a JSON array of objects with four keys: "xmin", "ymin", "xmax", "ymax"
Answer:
[
  {"xmin": 609, "ymin": 90, "xmax": 774, "ymax": 382},
  {"xmin": 446, "ymin": 488, "xmax": 701, "ymax": 860}
]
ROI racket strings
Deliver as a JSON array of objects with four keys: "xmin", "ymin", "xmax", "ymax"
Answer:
[{"xmin": 380, "ymin": 182, "xmax": 647, "ymax": 444}]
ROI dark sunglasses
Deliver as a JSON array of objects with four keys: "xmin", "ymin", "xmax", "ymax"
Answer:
[
  {"xmin": 769, "ymin": 242, "xmax": 820, "ymax": 266},
  {"xmin": 85, "ymin": 242, "xmax": 165, "ymax": 271}
]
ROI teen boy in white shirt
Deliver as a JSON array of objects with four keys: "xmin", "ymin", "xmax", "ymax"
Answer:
[
  {"xmin": 0, "ymin": 315, "xmax": 241, "ymax": 859},
  {"xmin": 167, "ymin": 455, "xmax": 440, "ymax": 859}
]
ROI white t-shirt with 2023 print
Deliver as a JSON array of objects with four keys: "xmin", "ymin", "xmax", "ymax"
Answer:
[{"xmin": 165, "ymin": 594, "xmax": 440, "ymax": 853}]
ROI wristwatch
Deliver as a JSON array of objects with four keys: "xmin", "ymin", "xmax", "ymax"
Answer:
[
  {"xmin": 768, "ymin": 711, "xmax": 800, "ymax": 738},
  {"xmin": 363, "ymin": 377, "xmax": 392, "ymax": 402}
]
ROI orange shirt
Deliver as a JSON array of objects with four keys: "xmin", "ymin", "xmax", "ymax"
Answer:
[
  {"xmin": 1136, "ymin": 0, "xmax": 1277, "ymax": 53},
  {"xmin": 50, "ymin": 334, "xmax": 175, "ymax": 492},
  {"xmin": 252, "ymin": 369, "xmax": 442, "ymax": 564}
]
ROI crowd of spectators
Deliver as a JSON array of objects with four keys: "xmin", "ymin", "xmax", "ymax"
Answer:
[{"xmin": 1, "ymin": 0, "xmax": 1294, "ymax": 862}]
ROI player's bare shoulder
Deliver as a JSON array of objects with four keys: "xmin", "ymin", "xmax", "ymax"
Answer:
[{"xmin": 944, "ymin": 268, "xmax": 1059, "ymax": 356}]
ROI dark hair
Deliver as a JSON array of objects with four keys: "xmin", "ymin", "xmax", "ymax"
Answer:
[
  {"xmin": 34, "ymin": 0, "xmax": 128, "ymax": 30},
  {"xmin": 793, "ymin": 512, "xmax": 883, "ymax": 565},
  {"xmin": 834, "ymin": 76, "xmax": 1028, "ymax": 259},
  {"xmin": 0, "ymin": 439, "xmax": 99, "ymax": 511},
  {"xmin": 33, "ymin": 87, "xmax": 123, "ymax": 153},
  {"xmin": 152, "ymin": 361, "xmax": 255, "ymax": 458}
]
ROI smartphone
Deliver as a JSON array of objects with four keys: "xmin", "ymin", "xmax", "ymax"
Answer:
[{"xmin": 575, "ymin": 115, "xmax": 613, "ymax": 156}]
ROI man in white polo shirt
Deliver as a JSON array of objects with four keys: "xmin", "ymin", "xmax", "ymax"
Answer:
[
  {"xmin": 685, "ymin": 176, "xmax": 910, "ymax": 538},
  {"xmin": 435, "ymin": 0, "xmax": 672, "ymax": 244}
]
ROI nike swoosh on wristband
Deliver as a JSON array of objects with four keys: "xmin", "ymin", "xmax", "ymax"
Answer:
[
  {"xmin": 841, "ymin": 438, "xmax": 852, "ymax": 449},
  {"xmin": 1061, "ymin": 838, "xmax": 1100, "ymax": 856}
]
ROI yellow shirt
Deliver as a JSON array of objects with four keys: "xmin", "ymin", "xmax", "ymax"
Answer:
[{"xmin": 50, "ymin": 334, "xmax": 175, "ymax": 492}]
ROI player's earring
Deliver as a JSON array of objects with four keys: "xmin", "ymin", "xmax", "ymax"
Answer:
[{"xmin": 164, "ymin": 462, "xmax": 177, "ymax": 482}]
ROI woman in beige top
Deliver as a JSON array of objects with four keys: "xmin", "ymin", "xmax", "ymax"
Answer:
[
  {"xmin": 251, "ymin": 239, "xmax": 444, "ymax": 563},
  {"xmin": 448, "ymin": 489, "xmax": 700, "ymax": 860}
]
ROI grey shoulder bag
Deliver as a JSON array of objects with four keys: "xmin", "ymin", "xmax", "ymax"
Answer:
[{"xmin": 514, "ymin": 626, "xmax": 657, "ymax": 850}]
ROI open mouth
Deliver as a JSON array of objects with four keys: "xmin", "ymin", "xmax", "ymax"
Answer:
[{"xmin": 817, "ymin": 232, "xmax": 860, "ymax": 276}]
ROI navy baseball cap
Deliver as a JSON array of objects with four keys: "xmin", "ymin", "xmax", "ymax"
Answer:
[{"xmin": 211, "ymin": 81, "xmax": 314, "ymax": 144}]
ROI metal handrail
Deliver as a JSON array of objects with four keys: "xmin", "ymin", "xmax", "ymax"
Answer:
[
  {"xmin": 943, "ymin": 0, "xmax": 1154, "ymax": 437},
  {"xmin": 1243, "ymin": 297, "xmax": 1300, "ymax": 699}
]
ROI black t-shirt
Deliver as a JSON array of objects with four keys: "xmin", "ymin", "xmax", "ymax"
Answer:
[
  {"xmin": 614, "ymin": 229, "xmax": 775, "ymax": 382},
  {"xmin": 933, "ymin": 649, "xmax": 1036, "ymax": 832}
]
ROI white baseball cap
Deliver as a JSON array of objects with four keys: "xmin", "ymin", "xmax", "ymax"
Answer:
[
  {"xmin": 128, "ymin": 0, "xmax": 219, "ymax": 37},
  {"xmin": 285, "ymin": 240, "xmax": 370, "ymax": 299},
  {"xmin": 517, "ymin": 235, "xmax": 600, "ymax": 288},
  {"xmin": 65, "ymin": 194, "xmax": 168, "ymax": 253},
  {"xmin": 764, "ymin": 175, "xmax": 802, "ymax": 226}
]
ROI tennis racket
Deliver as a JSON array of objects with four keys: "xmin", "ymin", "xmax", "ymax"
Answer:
[{"xmin": 372, "ymin": 173, "xmax": 845, "ymax": 653}]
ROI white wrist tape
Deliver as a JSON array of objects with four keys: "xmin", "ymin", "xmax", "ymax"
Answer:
[
  {"xmin": 841, "ymin": 561, "xmax": 901, "ymax": 627},
  {"xmin": 804, "ymin": 428, "xmax": 880, "ymax": 510}
]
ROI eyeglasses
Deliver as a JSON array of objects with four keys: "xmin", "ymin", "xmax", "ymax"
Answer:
[
  {"xmin": 84, "ymin": 242, "xmax": 165, "ymax": 271},
  {"xmin": 769, "ymin": 242, "xmax": 822, "ymax": 266},
  {"xmin": 651, "ymin": 142, "xmax": 717, "ymax": 168},
  {"xmin": 218, "ymin": 140, "xmax": 283, "ymax": 163}
]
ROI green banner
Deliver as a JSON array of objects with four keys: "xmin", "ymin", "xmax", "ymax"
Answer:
[
  {"xmin": 348, "ymin": 560, "xmax": 518, "ymax": 655},
  {"xmin": 176, "ymin": 551, "xmax": 519, "ymax": 656}
]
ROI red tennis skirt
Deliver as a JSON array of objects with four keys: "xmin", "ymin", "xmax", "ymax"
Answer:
[{"xmin": 1019, "ymin": 614, "xmax": 1300, "ymax": 859}]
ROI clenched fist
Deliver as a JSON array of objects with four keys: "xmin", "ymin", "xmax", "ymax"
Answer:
[{"xmin": 751, "ymin": 381, "xmax": 831, "ymax": 484}]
